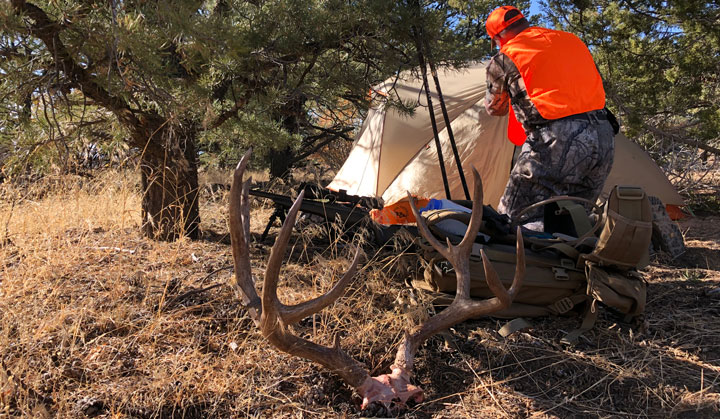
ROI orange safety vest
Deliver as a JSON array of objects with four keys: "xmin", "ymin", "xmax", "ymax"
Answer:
[{"xmin": 500, "ymin": 27, "xmax": 606, "ymax": 120}]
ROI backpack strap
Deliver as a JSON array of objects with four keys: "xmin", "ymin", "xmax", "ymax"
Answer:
[
  {"xmin": 560, "ymin": 260, "xmax": 601, "ymax": 345},
  {"xmin": 555, "ymin": 199, "xmax": 594, "ymax": 237},
  {"xmin": 548, "ymin": 293, "xmax": 588, "ymax": 315},
  {"xmin": 545, "ymin": 242, "xmax": 581, "ymax": 261},
  {"xmin": 561, "ymin": 299, "xmax": 599, "ymax": 345},
  {"xmin": 615, "ymin": 185, "xmax": 645, "ymax": 219},
  {"xmin": 500, "ymin": 292, "xmax": 589, "ymax": 339},
  {"xmin": 498, "ymin": 318, "xmax": 533, "ymax": 337},
  {"xmin": 583, "ymin": 185, "xmax": 653, "ymax": 269}
]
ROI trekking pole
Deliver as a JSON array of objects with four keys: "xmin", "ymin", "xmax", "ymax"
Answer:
[
  {"xmin": 412, "ymin": 25, "xmax": 452, "ymax": 200},
  {"xmin": 422, "ymin": 36, "xmax": 471, "ymax": 201}
]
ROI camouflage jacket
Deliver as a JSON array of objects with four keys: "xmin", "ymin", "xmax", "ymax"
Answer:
[{"xmin": 484, "ymin": 52, "xmax": 551, "ymax": 129}]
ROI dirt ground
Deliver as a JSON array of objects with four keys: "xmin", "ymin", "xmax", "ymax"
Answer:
[{"xmin": 0, "ymin": 175, "xmax": 719, "ymax": 418}]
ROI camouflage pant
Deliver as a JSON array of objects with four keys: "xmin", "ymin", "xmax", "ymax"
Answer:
[{"xmin": 498, "ymin": 111, "xmax": 615, "ymax": 230}]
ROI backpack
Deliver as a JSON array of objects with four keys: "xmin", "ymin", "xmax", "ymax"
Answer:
[{"xmin": 413, "ymin": 185, "xmax": 652, "ymax": 344}]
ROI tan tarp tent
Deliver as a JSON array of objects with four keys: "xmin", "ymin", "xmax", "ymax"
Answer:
[{"xmin": 328, "ymin": 62, "xmax": 683, "ymax": 210}]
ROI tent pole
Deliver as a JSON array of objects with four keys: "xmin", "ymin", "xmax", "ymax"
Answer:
[
  {"xmin": 423, "ymin": 38, "xmax": 471, "ymax": 201},
  {"xmin": 413, "ymin": 26, "xmax": 452, "ymax": 200}
]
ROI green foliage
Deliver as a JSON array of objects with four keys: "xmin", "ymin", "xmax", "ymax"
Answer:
[
  {"xmin": 3, "ymin": 0, "xmax": 717, "ymax": 181},
  {"xmin": 0, "ymin": 0, "xmax": 502, "ymax": 177},
  {"xmin": 443, "ymin": 0, "xmax": 533, "ymax": 58},
  {"xmin": 539, "ymin": 1, "xmax": 720, "ymax": 157}
]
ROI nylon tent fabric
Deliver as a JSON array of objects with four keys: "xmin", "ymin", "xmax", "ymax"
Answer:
[
  {"xmin": 602, "ymin": 134, "xmax": 683, "ymax": 205},
  {"xmin": 328, "ymin": 62, "xmax": 515, "ymax": 207},
  {"xmin": 328, "ymin": 62, "xmax": 683, "ymax": 210}
]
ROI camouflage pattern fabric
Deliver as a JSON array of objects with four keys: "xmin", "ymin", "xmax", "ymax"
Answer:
[
  {"xmin": 497, "ymin": 112, "xmax": 615, "ymax": 229},
  {"xmin": 648, "ymin": 195, "xmax": 685, "ymax": 258},
  {"xmin": 484, "ymin": 52, "xmax": 550, "ymax": 128}
]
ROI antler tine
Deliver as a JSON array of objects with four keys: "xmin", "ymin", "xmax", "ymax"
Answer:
[
  {"xmin": 457, "ymin": 167, "xmax": 484, "ymax": 252},
  {"xmin": 391, "ymin": 167, "xmax": 525, "ymax": 375},
  {"xmin": 229, "ymin": 149, "xmax": 261, "ymax": 325},
  {"xmin": 257, "ymin": 183, "xmax": 371, "ymax": 390},
  {"xmin": 510, "ymin": 226, "xmax": 525, "ymax": 296},
  {"xmin": 261, "ymin": 188, "xmax": 362, "ymax": 326},
  {"xmin": 407, "ymin": 167, "xmax": 484, "ymax": 264},
  {"xmin": 407, "ymin": 192, "xmax": 450, "ymax": 260},
  {"xmin": 467, "ymin": 226, "xmax": 525, "ymax": 311},
  {"xmin": 261, "ymin": 188, "xmax": 306, "ymax": 317},
  {"xmin": 478, "ymin": 249, "xmax": 509, "ymax": 306},
  {"xmin": 282, "ymin": 247, "xmax": 362, "ymax": 325},
  {"xmin": 228, "ymin": 150, "xmax": 371, "ymax": 393}
]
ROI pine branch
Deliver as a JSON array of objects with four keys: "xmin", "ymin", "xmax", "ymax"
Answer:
[
  {"xmin": 10, "ymin": 1, "xmax": 142, "ymax": 133},
  {"xmin": 291, "ymin": 126, "xmax": 354, "ymax": 164},
  {"xmin": 609, "ymin": 91, "xmax": 720, "ymax": 156}
]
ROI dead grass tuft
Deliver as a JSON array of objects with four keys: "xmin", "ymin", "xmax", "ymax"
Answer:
[{"xmin": 0, "ymin": 169, "xmax": 719, "ymax": 417}]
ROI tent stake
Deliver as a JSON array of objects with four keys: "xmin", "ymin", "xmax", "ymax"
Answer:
[{"xmin": 413, "ymin": 26, "xmax": 452, "ymax": 200}]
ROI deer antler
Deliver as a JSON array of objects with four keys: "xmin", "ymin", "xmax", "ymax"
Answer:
[
  {"xmin": 229, "ymin": 149, "xmax": 370, "ymax": 391},
  {"xmin": 228, "ymin": 151, "xmax": 525, "ymax": 412},
  {"xmin": 360, "ymin": 168, "xmax": 526, "ymax": 409}
]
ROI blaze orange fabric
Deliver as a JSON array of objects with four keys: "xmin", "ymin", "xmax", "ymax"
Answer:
[
  {"xmin": 507, "ymin": 105, "xmax": 527, "ymax": 146},
  {"xmin": 370, "ymin": 199, "xmax": 429, "ymax": 225},
  {"xmin": 500, "ymin": 27, "xmax": 606, "ymax": 120},
  {"xmin": 665, "ymin": 204, "xmax": 686, "ymax": 220}
]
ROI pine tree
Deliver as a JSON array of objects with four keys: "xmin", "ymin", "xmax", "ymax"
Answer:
[
  {"xmin": 0, "ymin": 1, "xmax": 481, "ymax": 239},
  {"xmin": 541, "ymin": 0, "xmax": 720, "ymax": 157}
]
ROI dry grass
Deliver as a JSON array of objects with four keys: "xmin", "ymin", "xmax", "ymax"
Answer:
[{"xmin": 1, "ymin": 170, "xmax": 719, "ymax": 418}]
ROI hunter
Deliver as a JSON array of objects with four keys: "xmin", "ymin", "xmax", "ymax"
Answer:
[{"xmin": 484, "ymin": 6, "xmax": 615, "ymax": 231}]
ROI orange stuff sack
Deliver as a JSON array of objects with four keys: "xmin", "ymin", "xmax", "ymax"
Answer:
[{"xmin": 371, "ymin": 199, "xmax": 430, "ymax": 225}]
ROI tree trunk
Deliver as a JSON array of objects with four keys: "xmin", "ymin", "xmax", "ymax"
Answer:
[
  {"xmin": 9, "ymin": 1, "xmax": 202, "ymax": 241},
  {"xmin": 268, "ymin": 97, "xmax": 305, "ymax": 180},
  {"xmin": 139, "ymin": 123, "xmax": 200, "ymax": 241},
  {"xmin": 268, "ymin": 146, "xmax": 296, "ymax": 180}
]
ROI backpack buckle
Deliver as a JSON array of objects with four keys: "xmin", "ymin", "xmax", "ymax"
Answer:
[
  {"xmin": 560, "ymin": 258, "xmax": 575, "ymax": 269},
  {"xmin": 552, "ymin": 297, "xmax": 575, "ymax": 314},
  {"xmin": 615, "ymin": 185, "xmax": 645, "ymax": 200},
  {"xmin": 552, "ymin": 267, "xmax": 569, "ymax": 281}
]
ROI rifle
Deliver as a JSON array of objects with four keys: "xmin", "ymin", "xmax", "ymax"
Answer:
[{"xmin": 249, "ymin": 187, "xmax": 373, "ymax": 241}]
